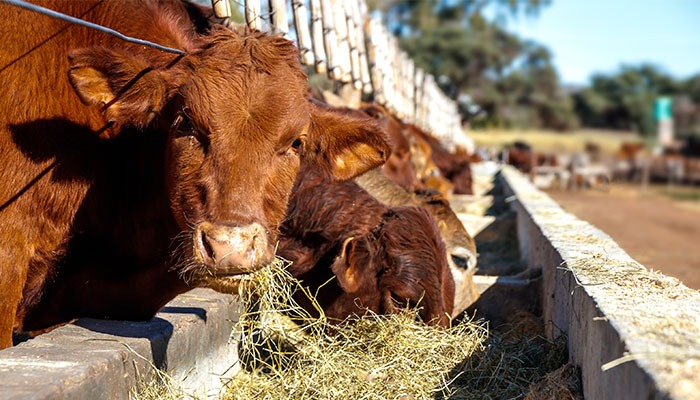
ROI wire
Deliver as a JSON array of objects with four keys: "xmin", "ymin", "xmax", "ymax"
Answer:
[{"xmin": 1, "ymin": 0, "xmax": 186, "ymax": 55}]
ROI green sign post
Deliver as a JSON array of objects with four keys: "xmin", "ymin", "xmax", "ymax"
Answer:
[
  {"xmin": 654, "ymin": 97, "xmax": 673, "ymax": 121},
  {"xmin": 654, "ymin": 97, "xmax": 673, "ymax": 147}
]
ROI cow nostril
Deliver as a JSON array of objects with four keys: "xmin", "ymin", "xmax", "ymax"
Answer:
[
  {"xmin": 194, "ymin": 222, "xmax": 273, "ymax": 272},
  {"xmin": 197, "ymin": 229, "xmax": 216, "ymax": 265}
]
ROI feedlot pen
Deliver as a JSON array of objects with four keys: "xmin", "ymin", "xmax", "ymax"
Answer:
[{"xmin": 0, "ymin": 162, "xmax": 698, "ymax": 399}]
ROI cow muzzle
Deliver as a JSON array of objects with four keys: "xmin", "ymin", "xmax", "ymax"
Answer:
[{"xmin": 194, "ymin": 221, "xmax": 273, "ymax": 275}]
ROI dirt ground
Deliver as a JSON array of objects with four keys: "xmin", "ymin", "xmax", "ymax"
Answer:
[{"xmin": 545, "ymin": 183, "xmax": 700, "ymax": 290}]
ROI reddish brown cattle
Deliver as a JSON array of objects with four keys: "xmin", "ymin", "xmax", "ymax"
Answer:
[
  {"xmin": 308, "ymin": 101, "xmax": 477, "ymax": 314},
  {"xmin": 405, "ymin": 124, "xmax": 474, "ymax": 195},
  {"xmin": 501, "ymin": 141, "xmax": 534, "ymax": 173},
  {"xmin": 0, "ymin": 1, "xmax": 388, "ymax": 348},
  {"xmin": 357, "ymin": 104, "xmax": 460, "ymax": 197},
  {"xmin": 354, "ymin": 168, "xmax": 478, "ymax": 315},
  {"xmin": 613, "ymin": 141, "xmax": 646, "ymax": 181},
  {"xmin": 353, "ymin": 103, "xmax": 423, "ymax": 191},
  {"xmin": 279, "ymin": 167, "xmax": 454, "ymax": 327}
]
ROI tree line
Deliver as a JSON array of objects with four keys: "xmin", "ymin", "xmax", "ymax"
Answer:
[{"xmin": 369, "ymin": 0, "xmax": 700, "ymax": 139}]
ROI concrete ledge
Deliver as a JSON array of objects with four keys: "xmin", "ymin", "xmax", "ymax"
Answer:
[
  {"xmin": 500, "ymin": 165, "xmax": 700, "ymax": 400},
  {"xmin": 0, "ymin": 288, "xmax": 242, "ymax": 399}
]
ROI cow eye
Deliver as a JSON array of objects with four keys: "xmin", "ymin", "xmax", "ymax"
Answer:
[
  {"xmin": 390, "ymin": 293, "xmax": 410, "ymax": 309},
  {"xmin": 173, "ymin": 113, "xmax": 193, "ymax": 133},
  {"xmin": 286, "ymin": 138, "xmax": 304, "ymax": 156},
  {"xmin": 173, "ymin": 112, "xmax": 209, "ymax": 146}
]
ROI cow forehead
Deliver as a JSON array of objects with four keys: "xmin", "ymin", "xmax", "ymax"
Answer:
[{"xmin": 177, "ymin": 30, "xmax": 311, "ymax": 138}]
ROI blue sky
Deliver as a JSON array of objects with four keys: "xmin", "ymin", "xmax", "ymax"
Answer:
[{"xmin": 502, "ymin": 1, "xmax": 700, "ymax": 85}]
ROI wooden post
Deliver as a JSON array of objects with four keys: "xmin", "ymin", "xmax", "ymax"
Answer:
[
  {"xmin": 245, "ymin": 0, "xmax": 263, "ymax": 32},
  {"xmin": 309, "ymin": 0, "xmax": 327, "ymax": 73},
  {"xmin": 320, "ymin": 0, "xmax": 340, "ymax": 79},
  {"xmin": 366, "ymin": 17, "xmax": 385, "ymax": 103},
  {"xmin": 211, "ymin": 0, "xmax": 231, "ymax": 19},
  {"xmin": 345, "ymin": 0, "xmax": 362, "ymax": 90},
  {"xmin": 292, "ymin": 0, "xmax": 315, "ymax": 66},
  {"xmin": 389, "ymin": 38, "xmax": 401, "ymax": 118},
  {"xmin": 269, "ymin": 0, "xmax": 289, "ymax": 37},
  {"xmin": 405, "ymin": 57, "xmax": 415, "ymax": 123},
  {"xmin": 396, "ymin": 50, "xmax": 406, "ymax": 119},
  {"xmin": 352, "ymin": 0, "xmax": 372, "ymax": 94},
  {"xmin": 331, "ymin": 0, "xmax": 352, "ymax": 83},
  {"xmin": 414, "ymin": 68, "xmax": 424, "ymax": 128}
]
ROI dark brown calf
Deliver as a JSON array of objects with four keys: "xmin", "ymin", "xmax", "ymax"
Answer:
[
  {"xmin": 354, "ymin": 168, "xmax": 478, "ymax": 315},
  {"xmin": 0, "ymin": 1, "xmax": 388, "ymax": 347},
  {"xmin": 279, "ymin": 167, "xmax": 454, "ymax": 326}
]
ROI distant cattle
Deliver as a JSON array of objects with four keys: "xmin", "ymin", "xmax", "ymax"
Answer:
[
  {"xmin": 344, "ymin": 103, "xmax": 423, "ymax": 191},
  {"xmin": 501, "ymin": 141, "xmax": 534, "ymax": 173},
  {"xmin": 1, "ymin": 0, "xmax": 389, "ymax": 347},
  {"xmin": 407, "ymin": 128, "xmax": 456, "ymax": 197},
  {"xmin": 354, "ymin": 168, "xmax": 478, "ymax": 316},
  {"xmin": 406, "ymin": 124, "xmax": 474, "ymax": 195},
  {"xmin": 279, "ymin": 166, "xmax": 455, "ymax": 327},
  {"xmin": 354, "ymin": 103, "xmax": 465, "ymax": 197}
]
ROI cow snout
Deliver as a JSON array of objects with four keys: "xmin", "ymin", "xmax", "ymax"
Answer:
[{"xmin": 194, "ymin": 222, "xmax": 272, "ymax": 274}]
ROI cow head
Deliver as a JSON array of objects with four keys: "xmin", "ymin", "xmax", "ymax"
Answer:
[
  {"xmin": 67, "ymin": 28, "xmax": 389, "ymax": 285},
  {"xmin": 329, "ymin": 207, "xmax": 454, "ymax": 326},
  {"xmin": 412, "ymin": 189, "xmax": 479, "ymax": 314},
  {"xmin": 361, "ymin": 104, "xmax": 422, "ymax": 190}
]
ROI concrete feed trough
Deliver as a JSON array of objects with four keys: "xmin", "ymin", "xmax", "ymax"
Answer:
[
  {"xmin": 500, "ymin": 165, "xmax": 700, "ymax": 400},
  {"xmin": 0, "ymin": 162, "xmax": 698, "ymax": 399}
]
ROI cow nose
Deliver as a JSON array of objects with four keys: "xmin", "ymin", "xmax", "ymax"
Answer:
[{"xmin": 194, "ymin": 222, "xmax": 272, "ymax": 274}]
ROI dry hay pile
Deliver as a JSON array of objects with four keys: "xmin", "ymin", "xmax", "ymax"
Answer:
[{"xmin": 220, "ymin": 259, "xmax": 574, "ymax": 400}]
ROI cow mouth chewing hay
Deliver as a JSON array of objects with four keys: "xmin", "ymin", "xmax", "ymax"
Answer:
[
  {"xmin": 174, "ymin": 233, "xmax": 269, "ymax": 293},
  {"xmin": 198, "ymin": 251, "xmax": 267, "ymax": 295},
  {"xmin": 201, "ymin": 273, "xmax": 257, "ymax": 295}
]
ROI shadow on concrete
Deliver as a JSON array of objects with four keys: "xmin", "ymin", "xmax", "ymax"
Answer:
[
  {"xmin": 74, "ymin": 316, "xmax": 175, "ymax": 370},
  {"xmin": 159, "ymin": 306, "xmax": 207, "ymax": 322}
]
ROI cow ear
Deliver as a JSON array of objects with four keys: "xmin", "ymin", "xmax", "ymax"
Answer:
[
  {"xmin": 331, "ymin": 237, "xmax": 362, "ymax": 293},
  {"xmin": 307, "ymin": 104, "xmax": 391, "ymax": 181},
  {"xmin": 68, "ymin": 47, "xmax": 174, "ymax": 134}
]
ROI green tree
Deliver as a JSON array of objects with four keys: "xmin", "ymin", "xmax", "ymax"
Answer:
[
  {"xmin": 369, "ymin": 0, "xmax": 577, "ymax": 130},
  {"xmin": 573, "ymin": 64, "xmax": 680, "ymax": 135}
]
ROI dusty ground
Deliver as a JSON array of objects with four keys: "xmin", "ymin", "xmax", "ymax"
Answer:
[{"xmin": 545, "ymin": 183, "xmax": 700, "ymax": 290}]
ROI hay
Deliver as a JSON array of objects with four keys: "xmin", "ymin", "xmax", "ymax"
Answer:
[
  {"xmin": 222, "ymin": 259, "xmax": 570, "ymax": 400},
  {"xmin": 524, "ymin": 363, "xmax": 582, "ymax": 400}
]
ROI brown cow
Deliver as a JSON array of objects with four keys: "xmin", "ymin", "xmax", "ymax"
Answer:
[
  {"xmin": 354, "ymin": 168, "xmax": 478, "ymax": 315},
  {"xmin": 0, "ymin": 1, "xmax": 389, "ymax": 348},
  {"xmin": 405, "ymin": 124, "xmax": 474, "ymax": 195},
  {"xmin": 358, "ymin": 103, "xmax": 457, "ymax": 197},
  {"xmin": 358, "ymin": 103, "xmax": 424, "ymax": 191},
  {"xmin": 279, "ymin": 167, "xmax": 454, "ymax": 327},
  {"xmin": 308, "ymin": 101, "xmax": 477, "ymax": 314}
]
